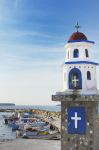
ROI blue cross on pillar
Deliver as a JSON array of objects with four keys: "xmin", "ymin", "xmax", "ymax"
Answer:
[{"xmin": 68, "ymin": 107, "xmax": 86, "ymax": 134}]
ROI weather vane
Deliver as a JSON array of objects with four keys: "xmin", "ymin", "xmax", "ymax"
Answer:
[{"xmin": 75, "ymin": 22, "xmax": 80, "ymax": 32}]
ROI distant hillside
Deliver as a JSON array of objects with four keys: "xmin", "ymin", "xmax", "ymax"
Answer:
[{"xmin": 0, "ymin": 103, "xmax": 15, "ymax": 106}]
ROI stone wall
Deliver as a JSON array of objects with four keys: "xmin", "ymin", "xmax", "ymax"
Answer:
[
  {"xmin": 52, "ymin": 94, "xmax": 99, "ymax": 150},
  {"xmin": 31, "ymin": 109, "xmax": 61, "ymax": 119},
  {"xmin": 61, "ymin": 101, "xmax": 97, "ymax": 150}
]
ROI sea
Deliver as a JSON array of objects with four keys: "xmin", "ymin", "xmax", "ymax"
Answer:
[{"xmin": 0, "ymin": 105, "xmax": 61, "ymax": 140}]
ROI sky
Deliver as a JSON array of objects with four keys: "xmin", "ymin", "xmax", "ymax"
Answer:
[{"xmin": 0, "ymin": 0, "xmax": 99, "ymax": 105}]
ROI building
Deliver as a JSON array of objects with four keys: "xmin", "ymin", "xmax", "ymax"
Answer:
[
  {"xmin": 52, "ymin": 24, "xmax": 99, "ymax": 150},
  {"xmin": 58, "ymin": 24, "xmax": 98, "ymax": 95}
]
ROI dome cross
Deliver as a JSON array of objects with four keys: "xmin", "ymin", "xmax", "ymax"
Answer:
[{"xmin": 75, "ymin": 22, "xmax": 80, "ymax": 32}]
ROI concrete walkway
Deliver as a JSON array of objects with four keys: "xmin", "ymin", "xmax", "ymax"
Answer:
[{"xmin": 0, "ymin": 139, "xmax": 61, "ymax": 150}]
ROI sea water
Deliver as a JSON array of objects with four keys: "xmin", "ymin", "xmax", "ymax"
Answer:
[
  {"xmin": 0, "ymin": 112, "xmax": 16, "ymax": 140},
  {"xmin": 0, "ymin": 105, "xmax": 61, "ymax": 140}
]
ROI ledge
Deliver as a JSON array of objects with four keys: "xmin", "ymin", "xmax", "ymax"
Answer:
[
  {"xmin": 52, "ymin": 94, "xmax": 99, "ymax": 102},
  {"xmin": 67, "ymin": 40, "xmax": 94, "ymax": 44},
  {"xmin": 65, "ymin": 61, "xmax": 99, "ymax": 65}
]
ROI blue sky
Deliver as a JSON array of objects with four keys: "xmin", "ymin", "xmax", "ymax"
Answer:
[{"xmin": 0, "ymin": 0, "xmax": 99, "ymax": 105}]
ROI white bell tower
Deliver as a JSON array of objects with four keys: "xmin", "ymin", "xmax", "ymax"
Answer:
[
  {"xmin": 61, "ymin": 23, "xmax": 99, "ymax": 95},
  {"xmin": 52, "ymin": 24, "xmax": 99, "ymax": 150}
]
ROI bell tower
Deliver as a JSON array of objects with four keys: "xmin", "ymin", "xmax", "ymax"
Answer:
[
  {"xmin": 52, "ymin": 24, "xmax": 99, "ymax": 150},
  {"xmin": 62, "ymin": 23, "xmax": 98, "ymax": 95}
]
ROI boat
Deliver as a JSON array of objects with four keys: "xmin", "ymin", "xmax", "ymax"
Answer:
[
  {"xmin": 23, "ymin": 130, "xmax": 38, "ymax": 138},
  {"xmin": 10, "ymin": 123, "xmax": 19, "ymax": 131}
]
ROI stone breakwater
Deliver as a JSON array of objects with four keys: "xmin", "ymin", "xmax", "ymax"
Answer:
[
  {"xmin": 31, "ymin": 109, "xmax": 61, "ymax": 119},
  {"xmin": 0, "ymin": 108, "xmax": 61, "ymax": 119},
  {"xmin": 30, "ymin": 109, "xmax": 61, "ymax": 132}
]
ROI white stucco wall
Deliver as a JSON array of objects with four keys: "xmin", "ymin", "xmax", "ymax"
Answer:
[
  {"xmin": 63, "ymin": 64, "xmax": 97, "ymax": 91},
  {"xmin": 65, "ymin": 42, "xmax": 93, "ymax": 62}
]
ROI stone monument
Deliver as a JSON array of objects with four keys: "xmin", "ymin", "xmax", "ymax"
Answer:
[{"xmin": 52, "ymin": 24, "xmax": 99, "ymax": 150}]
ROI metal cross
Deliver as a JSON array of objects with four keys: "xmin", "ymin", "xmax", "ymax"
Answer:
[
  {"xmin": 75, "ymin": 22, "xmax": 80, "ymax": 32},
  {"xmin": 72, "ymin": 75, "xmax": 79, "ymax": 87},
  {"xmin": 71, "ymin": 112, "xmax": 81, "ymax": 129}
]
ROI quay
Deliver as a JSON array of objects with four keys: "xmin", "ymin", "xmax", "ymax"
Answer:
[{"xmin": 0, "ymin": 139, "xmax": 61, "ymax": 150}]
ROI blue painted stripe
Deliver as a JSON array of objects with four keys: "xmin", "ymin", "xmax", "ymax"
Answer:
[
  {"xmin": 67, "ymin": 40, "xmax": 94, "ymax": 44},
  {"xmin": 65, "ymin": 61, "xmax": 99, "ymax": 65}
]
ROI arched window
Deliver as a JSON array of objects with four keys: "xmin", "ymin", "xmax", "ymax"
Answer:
[
  {"xmin": 74, "ymin": 49, "xmax": 79, "ymax": 58},
  {"xmin": 69, "ymin": 68, "xmax": 82, "ymax": 89},
  {"xmin": 85, "ymin": 49, "xmax": 89, "ymax": 57},
  {"xmin": 87, "ymin": 71, "xmax": 91, "ymax": 80}
]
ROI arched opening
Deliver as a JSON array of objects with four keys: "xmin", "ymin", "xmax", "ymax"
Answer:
[
  {"xmin": 87, "ymin": 71, "xmax": 91, "ymax": 80},
  {"xmin": 69, "ymin": 68, "xmax": 82, "ymax": 89},
  {"xmin": 73, "ymin": 49, "xmax": 79, "ymax": 58},
  {"xmin": 85, "ymin": 49, "xmax": 89, "ymax": 57}
]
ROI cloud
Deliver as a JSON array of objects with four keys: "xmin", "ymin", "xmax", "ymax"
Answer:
[
  {"xmin": 0, "ymin": 42, "xmax": 63, "ymax": 105},
  {"xmin": 0, "ymin": 29, "xmax": 54, "ymax": 39},
  {"xmin": 0, "ymin": 44, "xmax": 64, "ymax": 70},
  {"xmin": 0, "ymin": 52, "xmax": 62, "ymax": 105}
]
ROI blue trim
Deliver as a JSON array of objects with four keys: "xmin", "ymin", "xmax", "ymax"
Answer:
[
  {"xmin": 65, "ymin": 61, "xmax": 99, "ymax": 65},
  {"xmin": 69, "ymin": 68, "xmax": 82, "ymax": 89},
  {"xmin": 68, "ymin": 40, "xmax": 94, "ymax": 44}
]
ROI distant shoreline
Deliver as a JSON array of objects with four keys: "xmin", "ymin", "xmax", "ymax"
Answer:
[
  {"xmin": 0, "ymin": 105, "xmax": 61, "ymax": 112},
  {"xmin": 0, "ymin": 103, "xmax": 15, "ymax": 106}
]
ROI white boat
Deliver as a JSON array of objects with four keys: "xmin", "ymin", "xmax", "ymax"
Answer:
[
  {"xmin": 23, "ymin": 131, "xmax": 38, "ymax": 137},
  {"xmin": 31, "ymin": 121, "xmax": 47, "ymax": 127}
]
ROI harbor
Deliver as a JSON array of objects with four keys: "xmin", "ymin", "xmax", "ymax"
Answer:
[
  {"xmin": 0, "ymin": 109, "xmax": 61, "ymax": 150},
  {"xmin": 0, "ymin": 107, "xmax": 61, "ymax": 141}
]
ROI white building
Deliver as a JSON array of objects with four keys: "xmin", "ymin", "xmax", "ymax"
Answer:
[{"xmin": 58, "ymin": 26, "xmax": 99, "ymax": 95}]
